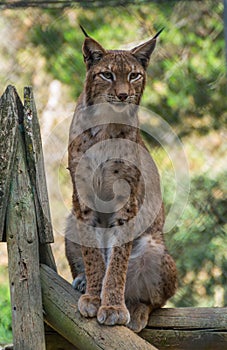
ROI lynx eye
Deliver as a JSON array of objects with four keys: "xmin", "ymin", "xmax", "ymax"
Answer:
[
  {"xmin": 129, "ymin": 72, "xmax": 141, "ymax": 82},
  {"xmin": 99, "ymin": 71, "xmax": 115, "ymax": 82}
]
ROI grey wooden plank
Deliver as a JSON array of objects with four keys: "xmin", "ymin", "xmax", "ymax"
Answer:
[
  {"xmin": 23, "ymin": 86, "xmax": 54, "ymax": 244},
  {"xmin": 0, "ymin": 86, "xmax": 20, "ymax": 241},
  {"xmin": 147, "ymin": 307, "xmax": 227, "ymax": 330},
  {"xmin": 140, "ymin": 329, "xmax": 227, "ymax": 350},
  {"xmin": 140, "ymin": 307, "xmax": 227, "ymax": 350},
  {"xmin": 6, "ymin": 111, "xmax": 45, "ymax": 349}
]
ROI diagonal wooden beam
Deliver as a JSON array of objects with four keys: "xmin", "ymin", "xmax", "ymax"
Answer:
[{"xmin": 40, "ymin": 263, "xmax": 158, "ymax": 350}]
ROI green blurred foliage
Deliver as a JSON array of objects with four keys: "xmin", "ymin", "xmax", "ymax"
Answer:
[
  {"xmin": 164, "ymin": 172, "xmax": 227, "ymax": 307},
  {"xmin": 30, "ymin": 1, "xmax": 226, "ymax": 136},
  {"xmin": 0, "ymin": 270, "xmax": 12, "ymax": 345}
]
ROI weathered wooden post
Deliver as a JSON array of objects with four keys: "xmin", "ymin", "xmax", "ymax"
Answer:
[
  {"xmin": 0, "ymin": 86, "xmax": 46, "ymax": 349},
  {"xmin": 23, "ymin": 87, "xmax": 56, "ymax": 271}
]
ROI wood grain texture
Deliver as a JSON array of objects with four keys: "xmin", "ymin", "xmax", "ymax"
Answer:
[
  {"xmin": 139, "ymin": 307, "xmax": 227, "ymax": 350},
  {"xmin": 147, "ymin": 307, "xmax": 227, "ymax": 329},
  {"xmin": 40, "ymin": 264, "xmax": 158, "ymax": 350},
  {"xmin": 140, "ymin": 329, "xmax": 227, "ymax": 350},
  {"xmin": 23, "ymin": 86, "xmax": 54, "ymax": 244},
  {"xmin": 0, "ymin": 86, "xmax": 19, "ymax": 241},
  {"xmin": 6, "ymin": 122, "xmax": 45, "ymax": 349},
  {"xmin": 23, "ymin": 87, "xmax": 56, "ymax": 271}
]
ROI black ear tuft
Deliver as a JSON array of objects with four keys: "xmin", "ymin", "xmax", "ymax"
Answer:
[
  {"xmin": 79, "ymin": 24, "xmax": 90, "ymax": 38},
  {"xmin": 152, "ymin": 27, "xmax": 165, "ymax": 40},
  {"xmin": 131, "ymin": 28, "xmax": 164, "ymax": 69}
]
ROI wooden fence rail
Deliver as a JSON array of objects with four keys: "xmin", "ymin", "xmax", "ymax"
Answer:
[{"xmin": 0, "ymin": 85, "xmax": 227, "ymax": 350}]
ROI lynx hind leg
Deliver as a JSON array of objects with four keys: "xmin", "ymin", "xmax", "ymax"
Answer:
[
  {"xmin": 65, "ymin": 213, "xmax": 86, "ymax": 292},
  {"xmin": 126, "ymin": 302, "xmax": 151, "ymax": 333},
  {"xmin": 125, "ymin": 234, "xmax": 177, "ymax": 331},
  {"xmin": 162, "ymin": 252, "xmax": 178, "ymax": 300},
  {"xmin": 72, "ymin": 273, "xmax": 86, "ymax": 293}
]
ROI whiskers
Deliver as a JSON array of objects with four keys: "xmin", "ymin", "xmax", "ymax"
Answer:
[
  {"xmin": 127, "ymin": 95, "xmax": 138, "ymax": 104},
  {"xmin": 100, "ymin": 94, "xmax": 138, "ymax": 104}
]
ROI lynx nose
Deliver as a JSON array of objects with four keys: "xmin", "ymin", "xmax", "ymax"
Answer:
[{"xmin": 117, "ymin": 93, "xmax": 128, "ymax": 102}]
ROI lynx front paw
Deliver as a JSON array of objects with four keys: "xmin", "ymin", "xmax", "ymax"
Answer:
[
  {"xmin": 97, "ymin": 305, "xmax": 130, "ymax": 326},
  {"xmin": 78, "ymin": 294, "xmax": 101, "ymax": 318}
]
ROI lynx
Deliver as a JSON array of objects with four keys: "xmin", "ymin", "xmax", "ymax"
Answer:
[{"xmin": 65, "ymin": 26, "xmax": 177, "ymax": 333}]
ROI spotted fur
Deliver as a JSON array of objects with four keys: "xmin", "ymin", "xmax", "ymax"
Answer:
[{"xmin": 65, "ymin": 30, "xmax": 177, "ymax": 332}]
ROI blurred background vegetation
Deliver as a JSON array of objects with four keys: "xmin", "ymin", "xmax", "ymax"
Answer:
[{"xmin": 0, "ymin": 0, "xmax": 226, "ymax": 345}]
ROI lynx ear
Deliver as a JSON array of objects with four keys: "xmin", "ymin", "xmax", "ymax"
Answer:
[
  {"xmin": 79, "ymin": 24, "xmax": 106, "ymax": 69},
  {"xmin": 131, "ymin": 28, "xmax": 164, "ymax": 69},
  {"xmin": 82, "ymin": 37, "xmax": 106, "ymax": 69}
]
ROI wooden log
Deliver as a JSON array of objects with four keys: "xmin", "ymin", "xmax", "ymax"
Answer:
[
  {"xmin": 23, "ymin": 86, "xmax": 54, "ymax": 245},
  {"xmin": 5, "ymin": 96, "xmax": 46, "ymax": 350},
  {"xmin": 140, "ymin": 307, "xmax": 227, "ymax": 350},
  {"xmin": 40, "ymin": 264, "xmax": 158, "ymax": 350},
  {"xmin": 0, "ymin": 86, "xmax": 19, "ymax": 241},
  {"xmin": 147, "ymin": 307, "xmax": 227, "ymax": 329}
]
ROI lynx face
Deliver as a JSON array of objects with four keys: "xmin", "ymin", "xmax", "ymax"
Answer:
[
  {"xmin": 85, "ymin": 52, "xmax": 145, "ymax": 108},
  {"xmin": 82, "ymin": 32, "xmax": 162, "ymax": 107}
]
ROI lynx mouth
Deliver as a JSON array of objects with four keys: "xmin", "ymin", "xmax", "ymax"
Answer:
[{"xmin": 109, "ymin": 101, "xmax": 129, "ymax": 113}]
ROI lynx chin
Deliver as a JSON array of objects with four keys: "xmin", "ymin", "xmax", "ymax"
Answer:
[{"xmin": 65, "ymin": 26, "xmax": 177, "ymax": 333}]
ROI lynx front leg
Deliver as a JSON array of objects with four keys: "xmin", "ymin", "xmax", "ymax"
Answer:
[
  {"xmin": 97, "ymin": 242, "xmax": 132, "ymax": 326},
  {"xmin": 78, "ymin": 247, "xmax": 105, "ymax": 318}
]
